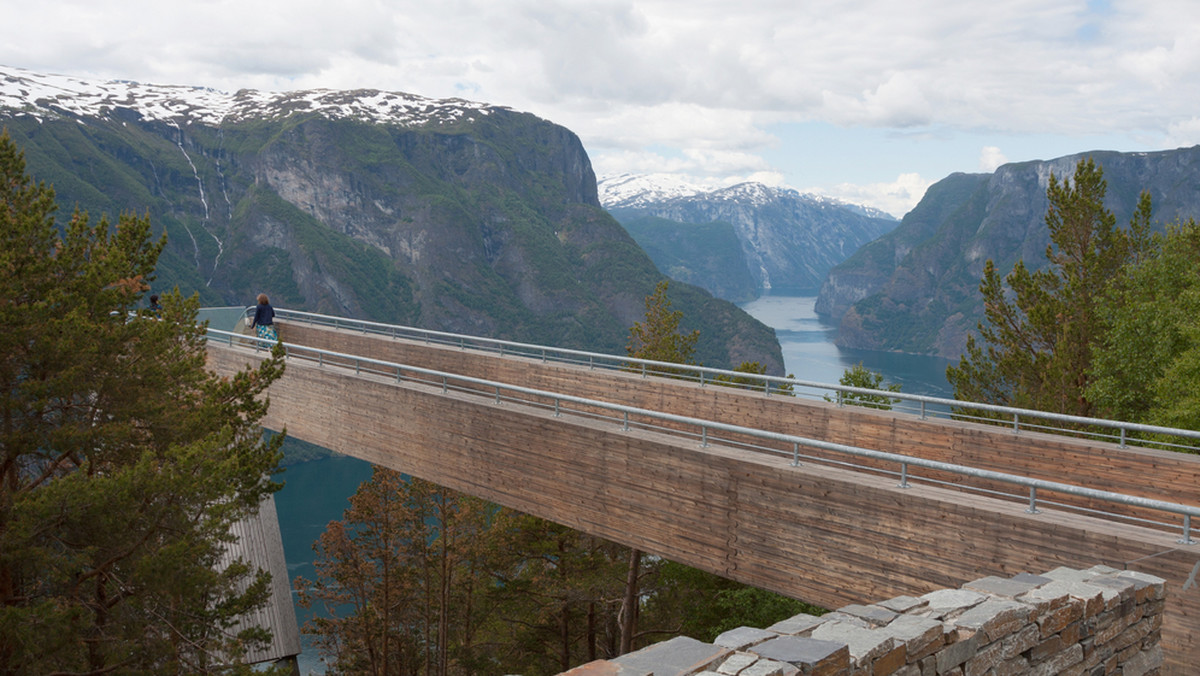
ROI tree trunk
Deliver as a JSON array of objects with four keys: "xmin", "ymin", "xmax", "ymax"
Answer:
[
  {"xmin": 619, "ymin": 548, "xmax": 641, "ymax": 654},
  {"xmin": 587, "ymin": 601, "xmax": 596, "ymax": 662},
  {"xmin": 560, "ymin": 600, "xmax": 571, "ymax": 671}
]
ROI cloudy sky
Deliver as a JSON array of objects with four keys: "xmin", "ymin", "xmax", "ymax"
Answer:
[{"xmin": 3, "ymin": 0, "xmax": 1198, "ymax": 217}]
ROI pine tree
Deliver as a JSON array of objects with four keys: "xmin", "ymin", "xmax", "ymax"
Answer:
[
  {"xmin": 626, "ymin": 280, "xmax": 699, "ymax": 373},
  {"xmin": 0, "ymin": 131, "xmax": 287, "ymax": 674},
  {"xmin": 946, "ymin": 158, "xmax": 1152, "ymax": 418}
]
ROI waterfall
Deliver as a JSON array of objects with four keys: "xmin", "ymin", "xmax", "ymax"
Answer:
[{"xmin": 172, "ymin": 123, "xmax": 225, "ymax": 285}]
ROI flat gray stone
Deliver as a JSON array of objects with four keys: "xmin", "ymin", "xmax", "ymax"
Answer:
[
  {"xmin": 810, "ymin": 621, "xmax": 895, "ymax": 663},
  {"xmin": 558, "ymin": 660, "xmax": 651, "ymax": 676},
  {"xmin": 1040, "ymin": 566, "xmax": 1091, "ymax": 583},
  {"xmin": 612, "ymin": 636, "xmax": 729, "ymax": 675},
  {"xmin": 739, "ymin": 658, "xmax": 796, "ymax": 676},
  {"xmin": 1116, "ymin": 570, "xmax": 1166, "ymax": 587},
  {"xmin": 877, "ymin": 595, "xmax": 927, "ymax": 614},
  {"xmin": 812, "ymin": 611, "xmax": 869, "ymax": 629},
  {"xmin": 1010, "ymin": 572, "xmax": 1053, "ymax": 586},
  {"xmin": 835, "ymin": 603, "xmax": 897, "ymax": 626},
  {"xmin": 921, "ymin": 588, "xmax": 987, "ymax": 618},
  {"xmin": 1016, "ymin": 579, "xmax": 1073, "ymax": 612},
  {"xmin": 1087, "ymin": 575, "xmax": 1136, "ymax": 603},
  {"xmin": 716, "ymin": 652, "xmax": 759, "ymax": 675},
  {"xmin": 951, "ymin": 598, "xmax": 1032, "ymax": 641},
  {"xmin": 715, "ymin": 626, "xmax": 778, "ymax": 651},
  {"xmin": 765, "ymin": 613, "xmax": 826, "ymax": 636},
  {"xmin": 1029, "ymin": 577, "xmax": 1106, "ymax": 616},
  {"xmin": 1116, "ymin": 571, "xmax": 1167, "ymax": 600},
  {"xmin": 750, "ymin": 635, "xmax": 849, "ymax": 670},
  {"xmin": 880, "ymin": 614, "xmax": 942, "ymax": 649},
  {"xmin": 963, "ymin": 575, "xmax": 1045, "ymax": 598}
]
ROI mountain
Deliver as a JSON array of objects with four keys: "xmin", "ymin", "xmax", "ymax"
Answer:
[
  {"xmin": 600, "ymin": 177, "xmax": 898, "ymax": 299},
  {"xmin": 816, "ymin": 146, "xmax": 1200, "ymax": 358},
  {"xmin": 619, "ymin": 216, "xmax": 758, "ymax": 302},
  {"xmin": 0, "ymin": 66, "xmax": 783, "ymax": 373}
]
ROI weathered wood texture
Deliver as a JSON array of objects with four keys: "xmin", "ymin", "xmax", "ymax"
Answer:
[
  {"xmin": 222, "ymin": 493, "xmax": 302, "ymax": 664},
  {"xmin": 209, "ymin": 337, "xmax": 1200, "ymax": 674},
  {"xmin": 277, "ymin": 321, "xmax": 1200, "ymax": 528}
]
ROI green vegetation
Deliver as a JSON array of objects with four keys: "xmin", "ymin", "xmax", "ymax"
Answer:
[
  {"xmin": 640, "ymin": 562, "xmax": 823, "ymax": 642},
  {"xmin": 825, "ymin": 363, "xmax": 902, "ymax": 410},
  {"xmin": 0, "ymin": 132, "xmax": 289, "ymax": 673},
  {"xmin": 626, "ymin": 280, "xmax": 700, "ymax": 370},
  {"xmin": 714, "ymin": 361, "xmax": 796, "ymax": 396},
  {"xmin": 948, "ymin": 159, "xmax": 1152, "ymax": 419},
  {"xmin": 1087, "ymin": 220, "xmax": 1200, "ymax": 433},
  {"xmin": 942, "ymin": 157, "xmax": 1200, "ymax": 443}
]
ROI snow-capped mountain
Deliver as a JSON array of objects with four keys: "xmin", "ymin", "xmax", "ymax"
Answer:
[
  {"xmin": 597, "ymin": 173, "xmax": 709, "ymax": 207},
  {"xmin": 0, "ymin": 65, "xmax": 499, "ymax": 126},
  {"xmin": 603, "ymin": 174, "xmax": 898, "ymax": 298},
  {"xmin": 599, "ymin": 173, "xmax": 894, "ymax": 221}
]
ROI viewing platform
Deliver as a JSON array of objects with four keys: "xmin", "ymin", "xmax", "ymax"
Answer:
[{"xmin": 201, "ymin": 307, "xmax": 1200, "ymax": 673}]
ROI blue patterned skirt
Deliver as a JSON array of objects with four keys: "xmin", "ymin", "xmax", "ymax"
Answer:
[{"xmin": 255, "ymin": 323, "xmax": 278, "ymax": 341}]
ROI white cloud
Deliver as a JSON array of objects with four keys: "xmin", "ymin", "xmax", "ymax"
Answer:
[
  {"xmin": 1166, "ymin": 118, "xmax": 1200, "ymax": 148},
  {"xmin": 4, "ymin": 0, "xmax": 1200, "ymax": 209},
  {"xmin": 980, "ymin": 146, "xmax": 1008, "ymax": 172},
  {"xmin": 813, "ymin": 173, "xmax": 936, "ymax": 219}
]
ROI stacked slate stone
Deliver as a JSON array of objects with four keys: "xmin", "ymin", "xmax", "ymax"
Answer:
[{"xmin": 562, "ymin": 565, "xmax": 1164, "ymax": 676}]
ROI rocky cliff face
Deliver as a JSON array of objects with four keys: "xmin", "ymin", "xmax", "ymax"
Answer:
[
  {"xmin": 602, "ymin": 179, "xmax": 897, "ymax": 299},
  {"xmin": 816, "ymin": 146, "xmax": 1200, "ymax": 358},
  {"xmin": 0, "ymin": 66, "xmax": 783, "ymax": 372}
]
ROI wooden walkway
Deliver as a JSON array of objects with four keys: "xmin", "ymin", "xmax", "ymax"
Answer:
[{"xmin": 206, "ymin": 321, "xmax": 1200, "ymax": 673}]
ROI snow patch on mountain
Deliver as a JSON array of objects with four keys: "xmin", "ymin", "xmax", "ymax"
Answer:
[
  {"xmin": 599, "ymin": 173, "xmax": 896, "ymax": 220},
  {"xmin": 0, "ymin": 65, "xmax": 501, "ymax": 127},
  {"xmin": 597, "ymin": 173, "xmax": 709, "ymax": 208}
]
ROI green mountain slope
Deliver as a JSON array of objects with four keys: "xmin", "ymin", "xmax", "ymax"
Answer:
[
  {"xmin": 816, "ymin": 146, "xmax": 1200, "ymax": 358},
  {"xmin": 2, "ymin": 82, "xmax": 782, "ymax": 372}
]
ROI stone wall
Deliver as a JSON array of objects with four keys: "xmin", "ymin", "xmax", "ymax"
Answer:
[{"xmin": 565, "ymin": 565, "xmax": 1164, "ymax": 676}]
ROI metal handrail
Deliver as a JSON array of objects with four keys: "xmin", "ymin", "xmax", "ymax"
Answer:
[
  {"xmin": 232, "ymin": 306, "xmax": 1200, "ymax": 452},
  {"xmin": 206, "ymin": 327, "xmax": 1200, "ymax": 545}
]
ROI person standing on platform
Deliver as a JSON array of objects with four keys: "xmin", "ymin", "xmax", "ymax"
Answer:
[{"xmin": 250, "ymin": 293, "xmax": 277, "ymax": 342}]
